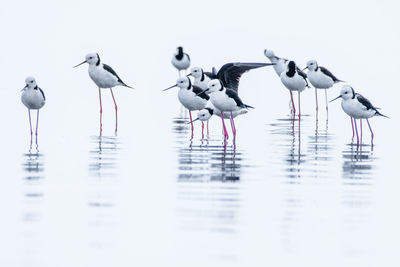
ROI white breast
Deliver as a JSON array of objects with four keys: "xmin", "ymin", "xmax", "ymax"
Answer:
[
  {"xmin": 194, "ymin": 76, "xmax": 211, "ymax": 90},
  {"xmin": 280, "ymin": 73, "xmax": 307, "ymax": 92},
  {"xmin": 210, "ymin": 91, "xmax": 239, "ymax": 112},
  {"xmin": 307, "ymin": 70, "xmax": 334, "ymax": 89},
  {"xmin": 88, "ymin": 65, "xmax": 119, "ymax": 88},
  {"xmin": 341, "ymin": 98, "xmax": 376, "ymax": 119},
  {"xmin": 178, "ymin": 89, "xmax": 207, "ymax": 111},
  {"xmin": 171, "ymin": 55, "xmax": 190, "ymax": 70},
  {"xmin": 21, "ymin": 89, "xmax": 45, "ymax": 110}
]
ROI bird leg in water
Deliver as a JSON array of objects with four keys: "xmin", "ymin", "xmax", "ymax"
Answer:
[
  {"xmin": 315, "ymin": 88, "xmax": 318, "ymax": 115},
  {"xmin": 201, "ymin": 121, "xmax": 204, "ymax": 139},
  {"xmin": 98, "ymin": 88, "xmax": 103, "ymax": 135},
  {"xmin": 28, "ymin": 109, "xmax": 33, "ymax": 146},
  {"xmin": 220, "ymin": 112, "xmax": 229, "ymax": 139},
  {"xmin": 298, "ymin": 92, "xmax": 301, "ymax": 121},
  {"xmin": 110, "ymin": 88, "xmax": 118, "ymax": 133},
  {"xmin": 290, "ymin": 91, "xmax": 296, "ymax": 117},
  {"xmin": 35, "ymin": 110, "xmax": 39, "ymax": 145},
  {"xmin": 360, "ymin": 119, "xmax": 363, "ymax": 144},
  {"xmin": 325, "ymin": 89, "xmax": 329, "ymax": 115},
  {"xmin": 354, "ymin": 118, "xmax": 359, "ymax": 145},
  {"xmin": 188, "ymin": 110, "xmax": 194, "ymax": 135},
  {"xmin": 230, "ymin": 112, "xmax": 236, "ymax": 137},
  {"xmin": 366, "ymin": 119, "xmax": 374, "ymax": 146}
]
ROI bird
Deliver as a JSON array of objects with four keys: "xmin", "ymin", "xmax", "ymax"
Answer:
[
  {"xmin": 171, "ymin": 46, "xmax": 190, "ymax": 77},
  {"xmin": 196, "ymin": 62, "xmax": 274, "ymax": 139},
  {"xmin": 194, "ymin": 103, "xmax": 248, "ymax": 122},
  {"xmin": 280, "ymin": 60, "xmax": 309, "ymax": 119},
  {"xmin": 303, "ymin": 60, "xmax": 343, "ymax": 116},
  {"xmin": 21, "ymin": 77, "xmax": 46, "ymax": 146},
  {"xmin": 73, "ymin": 52, "xmax": 133, "ymax": 135},
  {"xmin": 163, "ymin": 76, "xmax": 209, "ymax": 137},
  {"xmin": 264, "ymin": 49, "xmax": 288, "ymax": 77},
  {"xmin": 330, "ymin": 85, "xmax": 388, "ymax": 146},
  {"xmin": 199, "ymin": 79, "xmax": 253, "ymax": 140},
  {"xmin": 187, "ymin": 67, "xmax": 216, "ymax": 90}
]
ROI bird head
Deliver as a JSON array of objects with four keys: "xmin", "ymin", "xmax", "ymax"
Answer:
[
  {"xmin": 24, "ymin": 76, "xmax": 37, "ymax": 89},
  {"xmin": 73, "ymin": 52, "xmax": 99, "ymax": 68},
  {"xmin": 197, "ymin": 108, "xmax": 213, "ymax": 121},
  {"xmin": 264, "ymin": 49, "xmax": 275, "ymax": 58},
  {"xmin": 330, "ymin": 84, "xmax": 354, "ymax": 102},
  {"xmin": 188, "ymin": 67, "xmax": 203, "ymax": 78},
  {"xmin": 305, "ymin": 60, "xmax": 318, "ymax": 71},
  {"xmin": 207, "ymin": 79, "xmax": 223, "ymax": 93}
]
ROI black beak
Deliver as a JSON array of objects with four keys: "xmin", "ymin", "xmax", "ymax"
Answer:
[
  {"xmin": 162, "ymin": 84, "xmax": 177, "ymax": 91},
  {"xmin": 329, "ymin": 95, "xmax": 341, "ymax": 103},
  {"xmin": 21, "ymin": 84, "xmax": 28, "ymax": 91},
  {"xmin": 73, "ymin": 60, "xmax": 87, "ymax": 68},
  {"xmin": 186, "ymin": 118, "xmax": 199, "ymax": 124},
  {"xmin": 186, "ymin": 73, "xmax": 192, "ymax": 77},
  {"xmin": 302, "ymin": 66, "xmax": 308, "ymax": 71},
  {"xmin": 196, "ymin": 88, "xmax": 209, "ymax": 96}
]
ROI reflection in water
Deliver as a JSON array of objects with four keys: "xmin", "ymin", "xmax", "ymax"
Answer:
[
  {"xmin": 87, "ymin": 136, "xmax": 120, "ymax": 264},
  {"xmin": 21, "ymin": 151, "xmax": 45, "ymax": 266},
  {"xmin": 89, "ymin": 135, "xmax": 120, "ymax": 177},
  {"xmin": 341, "ymin": 145, "xmax": 375, "ymax": 257},
  {"xmin": 173, "ymin": 117, "xmax": 243, "ymax": 262}
]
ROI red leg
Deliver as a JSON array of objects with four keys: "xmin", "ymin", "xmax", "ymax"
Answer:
[
  {"xmin": 201, "ymin": 121, "xmax": 204, "ymax": 139},
  {"xmin": 351, "ymin": 118, "xmax": 355, "ymax": 139},
  {"xmin": 110, "ymin": 88, "xmax": 118, "ymax": 133},
  {"xmin": 28, "ymin": 109, "xmax": 33, "ymax": 146},
  {"xmin": 290, "ymin": 91, "xmax": 296, "ymax": 116},
  {"xmin": 366, "ymin": 119, "xmax": 374, "ymax": 147},
  {"xmin": 35, "ymin": 110, "xmax": 39, "ymax": 145},
  {"xmin": 207, "ymin": 120, "xmax": 209, "ymax": 136},
  {"xmin": 298, "ymin": 91, "xmax": 301, "ymax": 121},
  {"xmin": 360, "ymin": 119, "xmax": 363, "ymax": 144},
  {"xmin": 98, "ymin": 88, "xmax": 103, "ymax": 135},
  {"xmin": 189, "ymin": 110, "xmax": 194, "ymax": 137},
  {"xmin": 315, "ymin": 88, "xmax": 318, "ymax": 117},
  {"xmin": 325, "ymin": 89, "xmax": 328, "ymax": 115},
  {"xmin": 354, "ymin": 118, "xmax": 359, "ymax": 145},
  {"xmin": 220, "ymin": 112, "xmax": 229, "ymax": 139},
  {"xmin": 230, "ymin": 111, "xmax": 236, "ymax": 137}
]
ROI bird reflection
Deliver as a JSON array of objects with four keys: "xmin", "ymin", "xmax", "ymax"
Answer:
[
  {"xmin": 342, "ymin": 144, "xmax": 375, "ymax": 184},
  {"xmin": 89, "ymin": 135, "xmax": 120, "ymax": 177}
]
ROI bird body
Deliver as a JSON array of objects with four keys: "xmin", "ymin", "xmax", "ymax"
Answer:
[
  {"xmin": 178, "ymin": 85, "xmax": 209, "ymax": 111},
  {"xmin": 280, "ymin": 61, "xmax": 308, "ymax": 92},
  {"xmin": 171, "ymin": 47, "xmax": 190, "ymax": 73},
  {"xmin": 21, "ymin": 79, "xmax": 45, "ymax": 110},
  {"xmin": 305, "ymin": 60, "xmax": 342, "ymax": 89},
  {"xmin": 197, "ymin": 104, "xmax": 248, "ymax": 121},
  {"xmin": 188, "ymin": 67, "xmax": 213, "ymax": 90}
]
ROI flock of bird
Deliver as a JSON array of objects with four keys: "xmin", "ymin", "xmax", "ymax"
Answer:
[{"xmin": 20, "ymin": 47, "xmax": 387, "ymax": 148}]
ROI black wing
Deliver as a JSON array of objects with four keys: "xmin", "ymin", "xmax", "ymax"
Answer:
[
  {"xmin": 185, "ymin": 53, "xmax": 190, "ymax": 62},
  {"xmin": 356, "ymin": 94, "xmax": 376, "ymax": 111},
  {"xmin": 296, "ymin": 67, "xmax": 309, "ymax": 87},
  {"xmin": 103, "ymin": 64, "xmax": 126, "ymax": 85},
  {"xmin": 319, "ymin": 66, "xmax": 341, "ymax": 82},
  {"xmin": 38, "ymin": 87, "xmax": 45, "ymax": 101},
  {"xmin": 192, "ymin": 85, "xmax": 210, "ymax": 100},
  {"xmin": 217, "ymin": 62, "xmax": 274, "ymax": 92},
  {"xmin": 225, "ymin": 89, "xmax": 254, "ymax": 109}
]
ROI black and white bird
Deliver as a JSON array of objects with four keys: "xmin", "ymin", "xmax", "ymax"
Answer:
[
  {"xmin": 330, "ymin": 85, "xmax": 387, "ymax": 146},
  {"xmin": 280, "ymin": 61, "xmax": 309, "ymax": 119},
  {"xmin": 163, "ymin": 76, "xmax": 209, "ymax": 136},
  {"xmin": 304, "ymin": 59, "xmax": 343, "ymax": 115},
  {"xmin": 264, "ymin": 49, "xmax": 288, "ymax": 76},
  {"xmin": 74, "ymin": 52, "xmax": 133, "ymax": 135},
  {"xmin": 21, "ymin": 77, "xmax": 46, "ymax": 146},
  {"xmin": 197, "ymin": 62, "xmax": 274, "ymax": 139},
  {"xmin": 171, "ymin": 46, "xmax": 190, "ymax": 77},
  {"xmin": 195, "ymin": 103, "xmax": 248, "ymax": 122},
  {"xmin": 187, "ymin": 67, "xmax": 216, "ymax": 90}
]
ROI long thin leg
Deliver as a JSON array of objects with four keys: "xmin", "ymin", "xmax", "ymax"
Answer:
[
  {"xmin": 289, "ymin": 91, "xmax": 296, "ymax": 116},
  {"xmin": 207, "ymin": 120, "xmax": 209, "ymax": 136},
  {"xmin": 188, "ymin": 110, "xmax": 194, "ymax": 137},
  {"xmin": 298, "ymin": 91, "xmax": 301, "ymax": 121},
  {"xmin": 110, "ymin": 88, "xmax": 118, "ymax": 133},
  {"xmin": 354, "ymin": 118, "xmax": 359, "ymax": 145},
  {"xmin": 366, "ymin": 119, "xmax": 374, "ymax": 147},
  {"xmin": 28, "ymin": 109, "xmax": 33, "ymax": 146},
  {"xmin": 35, "ymin": 110, "xmax": 39, "ymax": 145},
  {"xmin": 351, "ymin": 118, "xmax": 355, "ymax": 139},
  {"xmin": 220, "ymin": 112, "xmax": 229, "ymax": 139},
  {"xmin": 360, "ymin": 119, "xmax": 363, "ymax": 145},
  {"xmin": 201, "ymin": 121, "xmax": 204, "ymax": 139},
  {"xmin": 325, "ymin": 89, "xmax": 329, "ymax": 117},
  {"xmin": 98, "ymin": 88, "xmax": 103, "ymax": 135},
  {"xmin": 230, "ymin": 111, "xmax": 236, "ymax": 137},
  {"xmin": 315, "ymin": 88, "xmax": 318, "ymax": 118}
]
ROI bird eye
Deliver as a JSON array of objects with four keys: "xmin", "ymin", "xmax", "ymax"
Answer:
[
  {"xmin": 345, "ymin": 92, "xmax": 347, "ymax": 94},
  {"xmin": 31, "ymin": 81, "xmax": 33, "ymax": 83}
]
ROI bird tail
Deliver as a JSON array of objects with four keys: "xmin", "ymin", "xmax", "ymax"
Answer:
[
  {"xmin": 375, "ymin": 110, "xmax": 389, "ymax": 118},
  {"xmin": 243, "ymin": 104, "xmax": 254, "ymax": 109},
  {"xmin": 122, "ymin": 83, "xmax": 134, "ymax": 89}
]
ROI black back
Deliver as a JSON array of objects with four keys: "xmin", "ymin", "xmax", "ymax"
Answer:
[
  {"xmin": 319, "ymin": 66, "xmax": 341, "ymax": 82},
  {"xmin": 356, "ymin": 94, "xmax": 377, "ymax": 111},
  {"xmin": 205, "ymin": 107, "xmax": 214, "ymax": 115},
  {"xmin": 103, "ymin": 64, "xmax": 127, "ymax": 85},
  {"xmin": 192, "ymin": 85, "xmax": 210, "ymax": 100},
  {"xmin": 175, "ymin": 47, "xmax": 184, "ymax": 60},
  {"xmin": 34, "ymin": 86, "xmax": 45, "ymax": 101}
]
